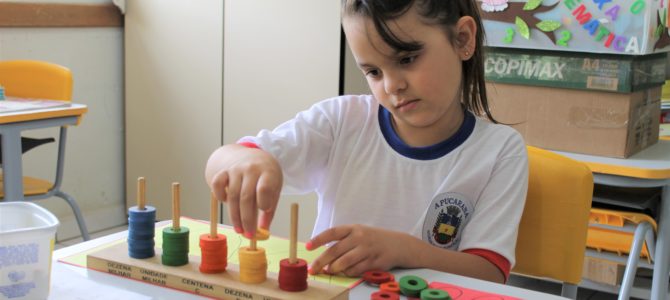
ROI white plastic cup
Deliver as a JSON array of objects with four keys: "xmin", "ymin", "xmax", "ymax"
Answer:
[{"xmin": 0, "ymin": 202, "xmax": 59, "ymax": 300}]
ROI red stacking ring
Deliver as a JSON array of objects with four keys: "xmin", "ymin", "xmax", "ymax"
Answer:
[
  {"xmin": 370, "ymin": 291, "xmax": 399, "ymax": 300},
  {"xmin": 278, "ymin": 258, "xmax": 308, "ymax": 292},
  {"xmin": 363, "ymin": 270, "xmax": 394, "ymax": 285},
  {"xmin": 199, "ymin": 233, "xmax": 227, "ymax": 273}
]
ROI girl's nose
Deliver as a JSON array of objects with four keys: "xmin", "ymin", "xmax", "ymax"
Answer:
[{"xmin": 384, "ymin": 72, "xmax": 407, "ymax": 95}]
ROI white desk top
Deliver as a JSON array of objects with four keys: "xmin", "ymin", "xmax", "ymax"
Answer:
[
  {"xmin": 49, "ymin": 222, "xmax": 568, "ymax": 300},
  {"xmin": 554, "ymin": 140, "xmax": 670, "ymax": 180}
]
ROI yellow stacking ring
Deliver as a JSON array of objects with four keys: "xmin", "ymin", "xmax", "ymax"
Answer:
[{"xmin": 238, "ymin": 246, "xmax": 267, "ymax": 284}]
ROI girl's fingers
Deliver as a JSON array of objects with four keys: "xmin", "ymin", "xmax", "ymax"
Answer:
[
  {"xmin": 307, "ymin": 226, "xmax": 352, "ymax": 250},
  {"xmin": 239, "ymin": 174, "xmax": 259, "ymax": 237},
  {"xmin": 308, "ymin": 227, "xmax": 354, "ymax": 274},
  {"xmin": 256, "ymin": 171, "xmax": 281, "ymax": 229},
  {"xmin": 210, "ymin": 171, "xmax": 229, "ymax": 203},
  {"xmin": 226, "ymin": 173, "xmax": 243, "ymax": 234},
  {"xmin": 258, "ymin": 208, "xmax": 276, "ymax": 230},
  {"xmin": 328, "ymin": 247, "xmax": 369, "ymax": 276},
  {"xmin": 256, "ymin": 172, "xmax": 281, "ymax": 211}
]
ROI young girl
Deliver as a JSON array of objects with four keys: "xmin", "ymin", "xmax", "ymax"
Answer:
[{"xmin": 206, "ymin": 0, "xmax": 527, "ymax": 283}]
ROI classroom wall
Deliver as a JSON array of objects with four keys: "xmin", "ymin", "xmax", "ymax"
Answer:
[
  {"xmin": 343, "ymin": 40, "xmax": 370, "ymax": 95},
  {"xmin": 0, "ymin": 0, "xmax": 126, "ymax": 240},
  {"xmin": 223, "ymin": 1, "xmax": 341, "ymax": 241}
]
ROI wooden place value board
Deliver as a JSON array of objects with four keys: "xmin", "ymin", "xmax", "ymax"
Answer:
[{"xmin": 87, "ymin": 242, "xmax": 349, "ymax": 300}]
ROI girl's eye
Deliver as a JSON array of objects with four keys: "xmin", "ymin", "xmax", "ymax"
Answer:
[
  {"xmin": 365, "ymin": 69, "xmax": 380, "ymax": 77},
  {"xmin": 399, "ymin": 55, "xmax": 417, "ymax": 65}
]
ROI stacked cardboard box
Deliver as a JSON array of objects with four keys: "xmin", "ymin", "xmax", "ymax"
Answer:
[
  {"xmin": 480, "ymin": 0, "xmax": 668, "ymax": 158},
  {"xmin": 662, "ymin": 81, "xmax": 670, "ymax": 130},
  {"xmin": 485, "ymin": 47, "xmax": 666, "ymax": 93},
  {"xmin": 488, "ymin": 82, "xmax": 661, "ymax": 158},
  {"xmin": 481, "ymin": 1, "xmax": 668, "ymax": 289},
  {"xmin": 582, "ymin": 257, "xmax": 625, "ymax": 286}
]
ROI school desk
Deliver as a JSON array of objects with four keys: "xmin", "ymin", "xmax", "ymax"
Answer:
[
  {"xmin": 49, "ymin": 220, "xmax": 569, "ymax": 300},
  {"xmin": 554, "ymin": 140, "xmax": 670, "ymax": 300},
  {"xmin": 0, "ymin": 103, "xmax": 87, "ymax": 201}
]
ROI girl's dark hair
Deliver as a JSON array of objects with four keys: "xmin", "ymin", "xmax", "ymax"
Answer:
[{"xmin": 342, "ymin": 0, "xmax": 496, "ymax": 123}]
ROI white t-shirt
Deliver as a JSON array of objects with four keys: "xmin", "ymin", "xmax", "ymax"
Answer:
[{"xmin": 239, "ymin": 94, "xmax": 528, "ymax": 266}]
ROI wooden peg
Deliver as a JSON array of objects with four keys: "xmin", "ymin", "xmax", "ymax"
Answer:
[
  {"xmin": 172, "ymin": 182, "xmax": 180, "ymax": 229},
  {"xmin": 210, "ymin": 192, "xmax": 218, "ymax": 238},
  {"xmin": 137, "ymin": 177, "xmax": 146, "ymax": 210},
  {"xmin": 290, "ymin": 203, "xmax": 298, "ymax": 264},
  {"xmin": 277, "ymin": 202, "xmax": 307, "ymax": 292}
]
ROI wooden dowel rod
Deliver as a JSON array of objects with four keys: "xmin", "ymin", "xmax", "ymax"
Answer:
[
  {"xmin": 137, "ymin": 177, "xmax": 146, "ymax": 210},
  {"xmin": 290, "ymin": 203, "xmax": 298, "ymax": 264},
  {"xmin": 172, "ymin": 183, "xmax": 180, "ymax": 229},
  {"xmin": 250, "ymin": 238, "xmax": 257, "ymax": 251},
  {"xmin": 210, "ymin": 193, "xmax": 218, "ymax": 238}
]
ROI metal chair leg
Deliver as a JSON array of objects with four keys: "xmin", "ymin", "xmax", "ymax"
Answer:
[
  {"xmin": 561, "ymin": 283, "xmax": 578, "ymax": 299},
  {"xmin": 618, "ymin": 221, "xmax": 653, "ymax": 300},
  {"xmin": 54, "ymin": 190, "xmax": 90, "ymax": 241}
]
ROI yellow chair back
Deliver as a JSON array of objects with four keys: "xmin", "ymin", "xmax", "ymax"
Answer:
[
  {"xmin": 513, "ymin": 146, "xmax": 594, "ymax": 285},
  {"xmin": 0, "ymin": 60, "xmax": 73, "ymax": 101}
]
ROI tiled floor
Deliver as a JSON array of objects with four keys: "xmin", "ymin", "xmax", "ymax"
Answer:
[{"xmin": 56, "ymin": 225, "xmax": 625, "ymax": 299}]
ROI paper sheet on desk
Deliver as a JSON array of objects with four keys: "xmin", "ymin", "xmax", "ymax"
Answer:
[
  {"xmin": 49, "ymin": 264, "xmax": 151, "ymax": 300},
  {"xmin": 429, "ymin": 281, "xmax": 522, "ymax": 300},
  {"xmin": 0, "ymin": 97, "xmax": 71, "ymax": 114},
  {"xmin": 58, "ymin": 217, "xmax": 360, "ymax": 288}
]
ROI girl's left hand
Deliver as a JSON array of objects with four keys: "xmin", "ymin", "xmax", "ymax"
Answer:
[{"xmin": 305, "ymin": 224, "xmax": 410, "ymax": 277}]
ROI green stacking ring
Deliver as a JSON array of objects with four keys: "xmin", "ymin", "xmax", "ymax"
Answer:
[
  {"xmin": 162, "ymin": 249, "xmax": 189, "ymax": 256},
  {"xmin": 163, "ymin": 227, "xmax": 189, "ymax": 236},
  {"xmin": 161, "ymin": 227, "xmax": 190, "ymax": 266},
  {"xmin": 399, "ymin": 275, "xmax": 428, "ymax": 297},
  {"xmin": 161, "ymin": 254, "xmax": 189, "ymax": 266},
  {"xmin": 420, "ymin": 288, "xmax": 451, "ymax": 300}
]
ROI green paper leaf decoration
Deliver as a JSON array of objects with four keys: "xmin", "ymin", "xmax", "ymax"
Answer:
[
  {"xmin": 523, "ymin": 0, "xmax": 543, "ymax": 10},
  {"xmin": 515, "ymin": 17, "xmax": 530, "ymax": 39},
  {"xmin": 662, "ymin": 9, "xmax": 667, "ymax": 28},
  {"xmin": 536, "ymin": 20, "xmax": 561, "ymax": 32},
  {"xmin": 656, "ymin": 25, "xmax": 664, "ymax": 38}
]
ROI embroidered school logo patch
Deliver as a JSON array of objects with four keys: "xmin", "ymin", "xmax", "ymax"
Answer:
[{"xmin": 423, "ymin": 192, "xmax": 472, "ymax": 249}]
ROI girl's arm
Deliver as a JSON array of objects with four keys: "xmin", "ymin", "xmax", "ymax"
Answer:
[
  {"xmin": 306, "ymin": 225, "xmax": 505, "ymax": 283},
  {"xmin": 401, "ymin": 232, "xmax": 505, "ymax": 283}
]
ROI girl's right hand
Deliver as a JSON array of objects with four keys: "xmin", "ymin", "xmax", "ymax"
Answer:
[{"xmin": 206, "ymin": 144, "xmax": 283, "ymax": 238}]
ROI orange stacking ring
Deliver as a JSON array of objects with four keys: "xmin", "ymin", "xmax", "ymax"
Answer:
[
  {"xmin": 278, "ymin": 258, "xmax": 308, "ymax": 291},
  {"xmin": 199, "ymin": 233, "xmax": 227, "ymax": 273},
  {"xmin": 380, "ymin": 281, "xmax": 400, "ymax": 294},
  {"xmin": 238, "ymin": 246, "xmax": 267, "ymax": 284}
]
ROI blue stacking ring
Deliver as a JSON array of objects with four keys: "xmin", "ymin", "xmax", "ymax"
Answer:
[{"xmin": 127, "ymin": 205, "xmax": 156, "ymax": 259}]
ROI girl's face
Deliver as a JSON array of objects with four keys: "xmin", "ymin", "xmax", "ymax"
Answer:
[{"xmin": 343, "ymin": 7, "xmax": 476, "ymax": 147}]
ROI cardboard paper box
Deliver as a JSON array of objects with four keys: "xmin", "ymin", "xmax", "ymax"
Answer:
[
  {"xmin": 484, "ymin": 47, "xmax": 667, "ymax": 93},
  {"xmin": 582, "ymin": 256, "xmax": 625, "ymax": 286},
  {"xmin": 488, "ymin": 83, "xmax": 661, "ymax": 157},
  {"xmin": 480, "ymin": 0, "xmax": 670, "ymax": 55}
]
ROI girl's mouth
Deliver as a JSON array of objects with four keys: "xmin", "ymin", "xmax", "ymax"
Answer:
[{"xmin": 396, "ymin": 99, "xmax": 419, "ymax": 112}]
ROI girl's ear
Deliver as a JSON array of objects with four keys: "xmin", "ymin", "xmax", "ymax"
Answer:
[{"xmin": 455, "ymin": 16, "xmax": 477, "ymax": 61}]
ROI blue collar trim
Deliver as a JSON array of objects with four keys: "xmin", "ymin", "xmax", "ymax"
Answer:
[{"xmin": 378, "ymin": 106, "xmax": 475, "ymax": 160}]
